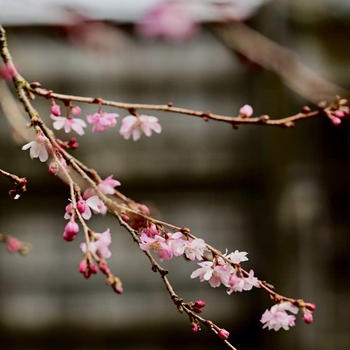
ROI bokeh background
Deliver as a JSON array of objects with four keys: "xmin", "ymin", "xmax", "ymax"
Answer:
[{"xmin": 0, "ymin": 0, "xmax": 349, "ymax": 349}]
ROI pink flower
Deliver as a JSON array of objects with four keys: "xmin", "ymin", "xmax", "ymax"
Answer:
[
  {"xmin": 137, "ymin": 1, "xmax": 197, "ymax": 40},
  {"xmin": 50, "ymin": 114, "xmax": 87, "ymax": 135},
  {"xmin": 80, "ymin": 229, "xmax": 112, "ymax": 259},
  {"xmin": 226, "ymin": 269, "xmax": 259, "ymax": 294},
  {"xmin": 239, "ymin": 104, "xmax": 253, "ymax": 117},
  {"xmin": 183, "ymin": 238, "xmax": 206, "ymax": 261},
  {"xmin": 139, "ymin": 233, "xmax": 173, "ymax": 261},
  {"xmin": 98, "ymin": 175, "xmax": 121, "ymax": 195},
  {"xmin": 226, "ymin": 250, "xmax": 249, "ymax": 264},
  {"xmin": 86, "ymin": 112, "xmax": 118, "ymax": 132},
  {"xmin": 260, "ymin": 302, "xmax": 299, "ymax": 331},
  {"xmin": 119, "ymin": 115, "xmax": 162, "ymax": 141},
  {"xmin": 141, "ymin": 223, "xmax": 159, "ymax": 237},
  {"xmin": 191, "ymin": 261, "xmax": 232, "ymax": 288},
  {"xmin": 22, "ymin": 134, "xmax": 49, "ymax": 162},
  {"xmin": 6, "ymin": 237, "xmax": 21, "ymax": 253}
]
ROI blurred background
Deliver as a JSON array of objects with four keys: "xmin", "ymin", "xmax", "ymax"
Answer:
[{"xmin": 0, "ymin": 0, "xmax": 349, "ymax": 349}]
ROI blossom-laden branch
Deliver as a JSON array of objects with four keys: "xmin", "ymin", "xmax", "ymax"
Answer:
[
  {"xmin": 0, "ymin": 167, "xmax": 27, "ymax": 199},
  {"xmin": 0, "ymin": 24, "xmax": 333, "ymax": 349},
  {"xmin": 0, "ymin": 232, "xmax": 31, "ymax": 255}
]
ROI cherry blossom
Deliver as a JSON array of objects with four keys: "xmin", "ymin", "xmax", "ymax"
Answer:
[
  {"xmin": 86, "ymin": 111, "xmax": 118, "ymax": 133},
  {"xmin": 302, "ymin": 309, "xmax": 313, "ymax": 324},
  {"xmin": 183, "ymin": 238, "xmax": 207, "ymax": 261},
  {"xmin": 22, "ymin": 134, "xmax": 49, "ymax": 162},
  {"xmin": 80, "ymin": 229, "xmax": 112, "ymax": 260},
  {"xmin": 50, "ymin": 114, "xmax": 87, "ymax": 135},
  {"xmin": 226, "ymin": 249, "xmax": 249, "ymax": 264},
  {"xmin": 260, "ymin": 302, "xmax": 299, "ymax": 331},
  {"xmin": 119, "ymin": 114, "xmax": 162, "ymax": 141},
  {"xmin": 239, "ymin": 104, "xmax": 254, "ymax": 117},
  {"xmin": 98, "ymin": 175, "xmax": 121, "ymax": 195},
  {"xmin": 139, "ymin": 233, "xmax": 173, "ymax": 261},
  {"xmin": 50, "ymin": 102, "xmax": 61, "ymax": 116},
  {"xmin": 137, "ymin": 1, "xmax": 197, "ymax": 40},
  {"xmin": 191, "ymin": 261, "xmax": 232, "ymax": 288},
  {"xmin": 226, "ymin": 269, "xmax": 259, "ymax": 294}
]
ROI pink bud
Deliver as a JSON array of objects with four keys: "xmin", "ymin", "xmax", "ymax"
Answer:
[
  {"xmin": 51, "ymin": 103, "xmax": 61, "ymax": 116},
  {"xmin": 79, "ymin": 259, "xmax": 87, "ymax": 274},
  {"xmin": 303, "ymin": 309, "xmax": 313, "ymax": 324},
  {"xmin": 331, "ymin": 117, "xmax": 341, "ymax": 125},
  {"xmin": 6, "ymin": 237, "xmax": 21, "ymax": 253},
  {"xmin": 121, "ymin": 214, "xmax": 130, "ymax": 222},
  {"xmin": 191, "ymin": 323, "xmax": 200, "ymax": 333},
  {"xmin": 63, "ymin": 221, "xmax": 79, "ymax": 241},
  {"xmin": 36, "ymin": 134, "xmax": 46, "ymax": 143},
  {"xmin": 305, "ymin": 302, "xmax": 316, "ymax": 311},
  {"xmin": 49, "ymin": 161, "xmax": 59, "ymax": 175},
  {"xmin": 193, "ymin": 306, "xmax": 202, "ymax": 313},
  {"xmin": 65, "ymin": 203, "xmax": 73, "ymax": 214},
  {"xmin": 239, "ymin": 104, "xmax": 253, "ymax": 118},
  {"xmin": 195, "ymin": 300, "xmax": 206, "ymax": 308},
  {"xmin": 218, "ymin": 328, "xmax": 230, "ymax": 340},
  {"xmin": 77, "ymin": 199, "xmax": 86, "ymax": 213},
  {"xmin": 99, "ymin": 263, "xmax": 111, "ymax": 275},
  {"xmin": 138, "ymin": 204, "xmax": 150, "ymax": 216},
  {"xmin": 90, "ymin": 263, "xmax": 98, "ymax": 274},
  {"xmin": 71, "ymin": 106, "xmax": 82, "ymax": 115},
  {"xmin": 334, "ymin": 110, "xmax": 344, "ymax": 118}
]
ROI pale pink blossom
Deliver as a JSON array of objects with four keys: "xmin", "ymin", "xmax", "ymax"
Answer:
[
  {"xmin": 260, "ymin": 302, "xmax": 299, "ymax": 331},
  {"xmin": 98, "ymin": 175, "xmax": 121, "ymax": 195},
  {"xmin": 86, "ymin": 112, "xmax": 118, "ymax": 132},
  {"xmin": 226, "ymin": 250, "xmax": 249, "ymax": 264},
  {"xmin": 139, "ymin": 233, "xmax": 173, "ymax": 261},
  {"xmin": 226, "ymin": 269, "xmax": 259, "ymax": 294},
  {"xmin": 183, "ymin": 238, "xmax": 206, "ymax": 261},
  {"xmin": 50, "ymin": 114, "xmax": 87, "ymax": 135},
  {"xmin": 191, "ymin": 261, "xmax": 232, "ymax": 288},
  {"xmin": 119, "ymin": 115, "xmax": 162, "ymax": 141},
  {"xmin": 137, "ymin": 1, "xmax": 197, "ymax": 40},
  {"xmin": 80, "ymin": 229, "xmax": 112, "ymax": 260},
  {"xmin": 239, "ymin": 104, "xmax": 253, "ymax": 117},
  {"xmin": 22, "ymin": 134, "xmax": 49, "ymax": 162}
]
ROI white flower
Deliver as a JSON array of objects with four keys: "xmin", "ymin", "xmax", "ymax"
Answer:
[
  {"xmin": 184, "ymin": 238, "xmax": 206, "ymax": 261},
  {"xmin": 226, "ymin": 250, "xmax": 248, "ymax": 264},
  {"xmin": 50, "ymin": 114, "xmax": 87, "ymax": 135},
  {"xmin": 119, "ymin": 114, "xmax": 162, "ymax": 141},
  {"xmin": 22, "ymin": 134, "xmax": 49, "ymax": 162}
]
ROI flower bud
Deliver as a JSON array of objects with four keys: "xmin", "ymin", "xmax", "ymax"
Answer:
[
  {"xmin": 77, "ymin": 199, "xmax": 86, "ymax": 213},
  {"xmin": 218, "ymin": 328, "xmax": 230, "ymax": 340},
  {"xmin": 71, "ymin": 106, "xmax": 82, "ymax": 115},
  {"xmin": 303, "ymin": 309, "xmax": 313, "ymax": 324},
  {"xmin": 195, "ymin": 300, "xmax": 206, "ymax": 308},
  {"xmin": 191, "ymin": 323, "xmax": 200, "ymax": 333},
  {"xmin": 51, "ymin": 103, "xmax": 61, "ymax": 116},
  {"xmin": 48, "ymin": 161, "xmax": 59, "ymax": 176}
]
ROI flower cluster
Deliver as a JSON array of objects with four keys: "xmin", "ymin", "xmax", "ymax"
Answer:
[
  {"xmin": 260, "ymin": 301, "xmax": 315, "ymax": 331},
  {"xmin": 49, "ymin": 100, "xmax": 162, "ymax": 141}
]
